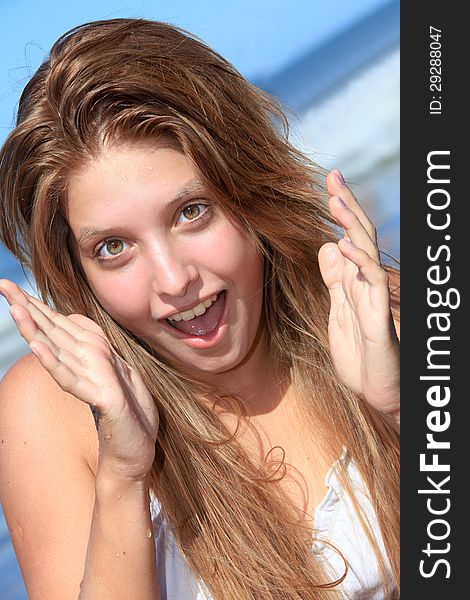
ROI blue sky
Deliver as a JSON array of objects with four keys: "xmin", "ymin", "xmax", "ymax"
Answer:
[{"xmin": 0, "ymin": 0, "xmax": 391, "ymax": 145}]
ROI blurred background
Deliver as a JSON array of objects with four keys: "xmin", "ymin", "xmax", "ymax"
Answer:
[{"xmin": 0, "ymin": 1, "xmax": 399, "ymax": 597}]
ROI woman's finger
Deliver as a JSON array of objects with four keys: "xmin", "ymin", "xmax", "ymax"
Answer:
[
  {"xmin": 24, "ymin": 320, "xmax": 123, "ymax": 412},
  {"xmin": 1, "ymin": 279, "xmax": 105, "ymax": 345},
  {"xmin": 9, "ymin": 302, "xmax": 66, "ymax": 350},
  {"xmin": 2, "ymin": 279, "xmax": 122, "ymax": 402},
  {"xmin": 337, "ymin": 238, "xmax": 389, "ymax": 287},
  {"xmin": 326, "ymin": 170, "xmax": 377, "ymax": 241},
  {"xmin": 329, "ymin": 196, "xmax": 380, "ymax": 265},
  {"xmin": 318, "ymin": 242, "xmax": 346, "ymax": 307},
  {"xmin": 28, "ymin": 340, "xmax": 105, "ymax": 407},
  {"xmin": 21, "ymin": 288, "xmax": 105, "ymax": 337},
  {"xmin": 9, "ymin": 299, "xmax": 89, "ymax": 359},
  {"xmin": 9, "ymin": 304, "xmax": 88, "ymax": 371}
]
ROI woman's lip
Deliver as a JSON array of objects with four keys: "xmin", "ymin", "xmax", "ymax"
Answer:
[{"xmin": 158, "ymin": 290, "xmax": 228, "ymax": 347}]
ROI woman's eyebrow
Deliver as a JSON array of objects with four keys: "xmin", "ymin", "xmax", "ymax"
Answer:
[{"xmin": 76, "ymin": 180, "xmax": 207, "ymax": 245}]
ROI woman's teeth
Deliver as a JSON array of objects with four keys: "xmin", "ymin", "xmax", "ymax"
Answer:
[{"xmin": 167, "ymin": 294, "xmax": 218, "ymax": 323}]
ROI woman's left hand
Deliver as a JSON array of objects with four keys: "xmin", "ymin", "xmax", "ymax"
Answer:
[{"xmin": 318, "ymin": 170, "xmax": 400, "ymax": 431}]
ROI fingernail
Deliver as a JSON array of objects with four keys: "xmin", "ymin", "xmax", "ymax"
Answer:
[
  {"xmin": 335, "ymin": 170, "xmax": 345, "ymax": 186},
  {"xmin": 337, "ymin": 196, "xmax": 347, "ymax": 207}
]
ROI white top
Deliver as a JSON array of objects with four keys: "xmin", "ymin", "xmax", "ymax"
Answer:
[{"xmin": 150, "ymin": 450, "xmax": 396, "ymax": 599}]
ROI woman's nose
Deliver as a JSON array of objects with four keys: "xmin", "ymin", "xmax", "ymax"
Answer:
[{"xmin": 149, "ymin": 244, "xmax": 199, "ymax": 299}]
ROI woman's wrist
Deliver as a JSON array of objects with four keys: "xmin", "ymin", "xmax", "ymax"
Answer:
[{"xmin": 95, "ymin": 464, "xmax": 152, "ymax": 497}]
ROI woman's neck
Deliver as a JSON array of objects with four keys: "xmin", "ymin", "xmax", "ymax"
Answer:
[{"xmin": 202, "ymin": 325, "xmax": 295, "ymax": 418}]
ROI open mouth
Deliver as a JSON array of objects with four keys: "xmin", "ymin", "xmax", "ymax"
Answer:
[{"xmin": 164, "ymin": 290, "xmax": 226, "ymax": 337}]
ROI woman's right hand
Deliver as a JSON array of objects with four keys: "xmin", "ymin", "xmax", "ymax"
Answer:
[{"xmin": 0, "ymin": 278, "xmax": 159, "ymax": 483}]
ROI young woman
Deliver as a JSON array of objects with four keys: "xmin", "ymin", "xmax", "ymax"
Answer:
[{"xmin": 0, "ymin": 18, "xmax": 400, "ymax": 600}]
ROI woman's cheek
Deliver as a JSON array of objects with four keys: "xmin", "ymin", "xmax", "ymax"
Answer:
[
  {"xmin": 203, "ymin": 222, "xmax": 262, "ymax": 279},
  {"xmin": 89, "ymin": 270, "xmax": 149, "ymax": 323},
  {"xmin": 225, "ymin": 237, "xmax": 264, "ymax": 286}
]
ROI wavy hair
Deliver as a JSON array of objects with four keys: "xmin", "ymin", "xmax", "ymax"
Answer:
[{"xmin": 0, "ymin": 19, "xmax": 399, "ymax": 599}]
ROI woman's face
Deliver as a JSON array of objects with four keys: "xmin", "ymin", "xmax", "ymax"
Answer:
[{"xmin": 66, "ymin": 144, "xmax": 265, "ymax": 379}]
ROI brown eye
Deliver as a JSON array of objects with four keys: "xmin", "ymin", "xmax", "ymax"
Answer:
[
  {"xmin": 102, "ymin": 239, "xmax": 125, "ymax": 256},
  {"xmin": 176, "ymin": 202, "xmax": 210, "ymax": 226},
  {"xmin": 95, "ymin": 238, "xmax": 129, "ymax": 262},
  {"xmin": 176, "ymin": 202, "xmax": 211, "ymax": 226},
  {"xmin": 182, "ymin": 204, "xmax": 201, "ymax": 220}
]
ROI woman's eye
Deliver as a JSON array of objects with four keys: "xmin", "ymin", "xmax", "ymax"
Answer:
[
  {"xmin": 93, "ymin": 203, "xmax": 210, "ymax": 262},
  {"xmin": 177, "ymin": 203, "xmax": 209, "ymax": 225},
  {"xmin": 96, "ymin": 239, "xmax": 129, "ymax": 260}
]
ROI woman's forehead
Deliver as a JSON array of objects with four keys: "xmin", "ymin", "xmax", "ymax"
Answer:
[{"xmin": 69, "ymin": 144, "xmax": 196, "ymax": 190}]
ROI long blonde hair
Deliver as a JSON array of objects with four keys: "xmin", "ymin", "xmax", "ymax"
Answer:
[{"xmin": 0, "ymin": 19, "xmax": 399, "ymax": 598}]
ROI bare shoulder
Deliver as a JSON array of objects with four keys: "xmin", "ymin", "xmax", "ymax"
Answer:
[
  {"xmin": 0, "ymin": 353, "xmax": 99, "ymax": 598},
  {"xmin": 0, "ymin": 351, "xmax": 98, "ymax": 470}
]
